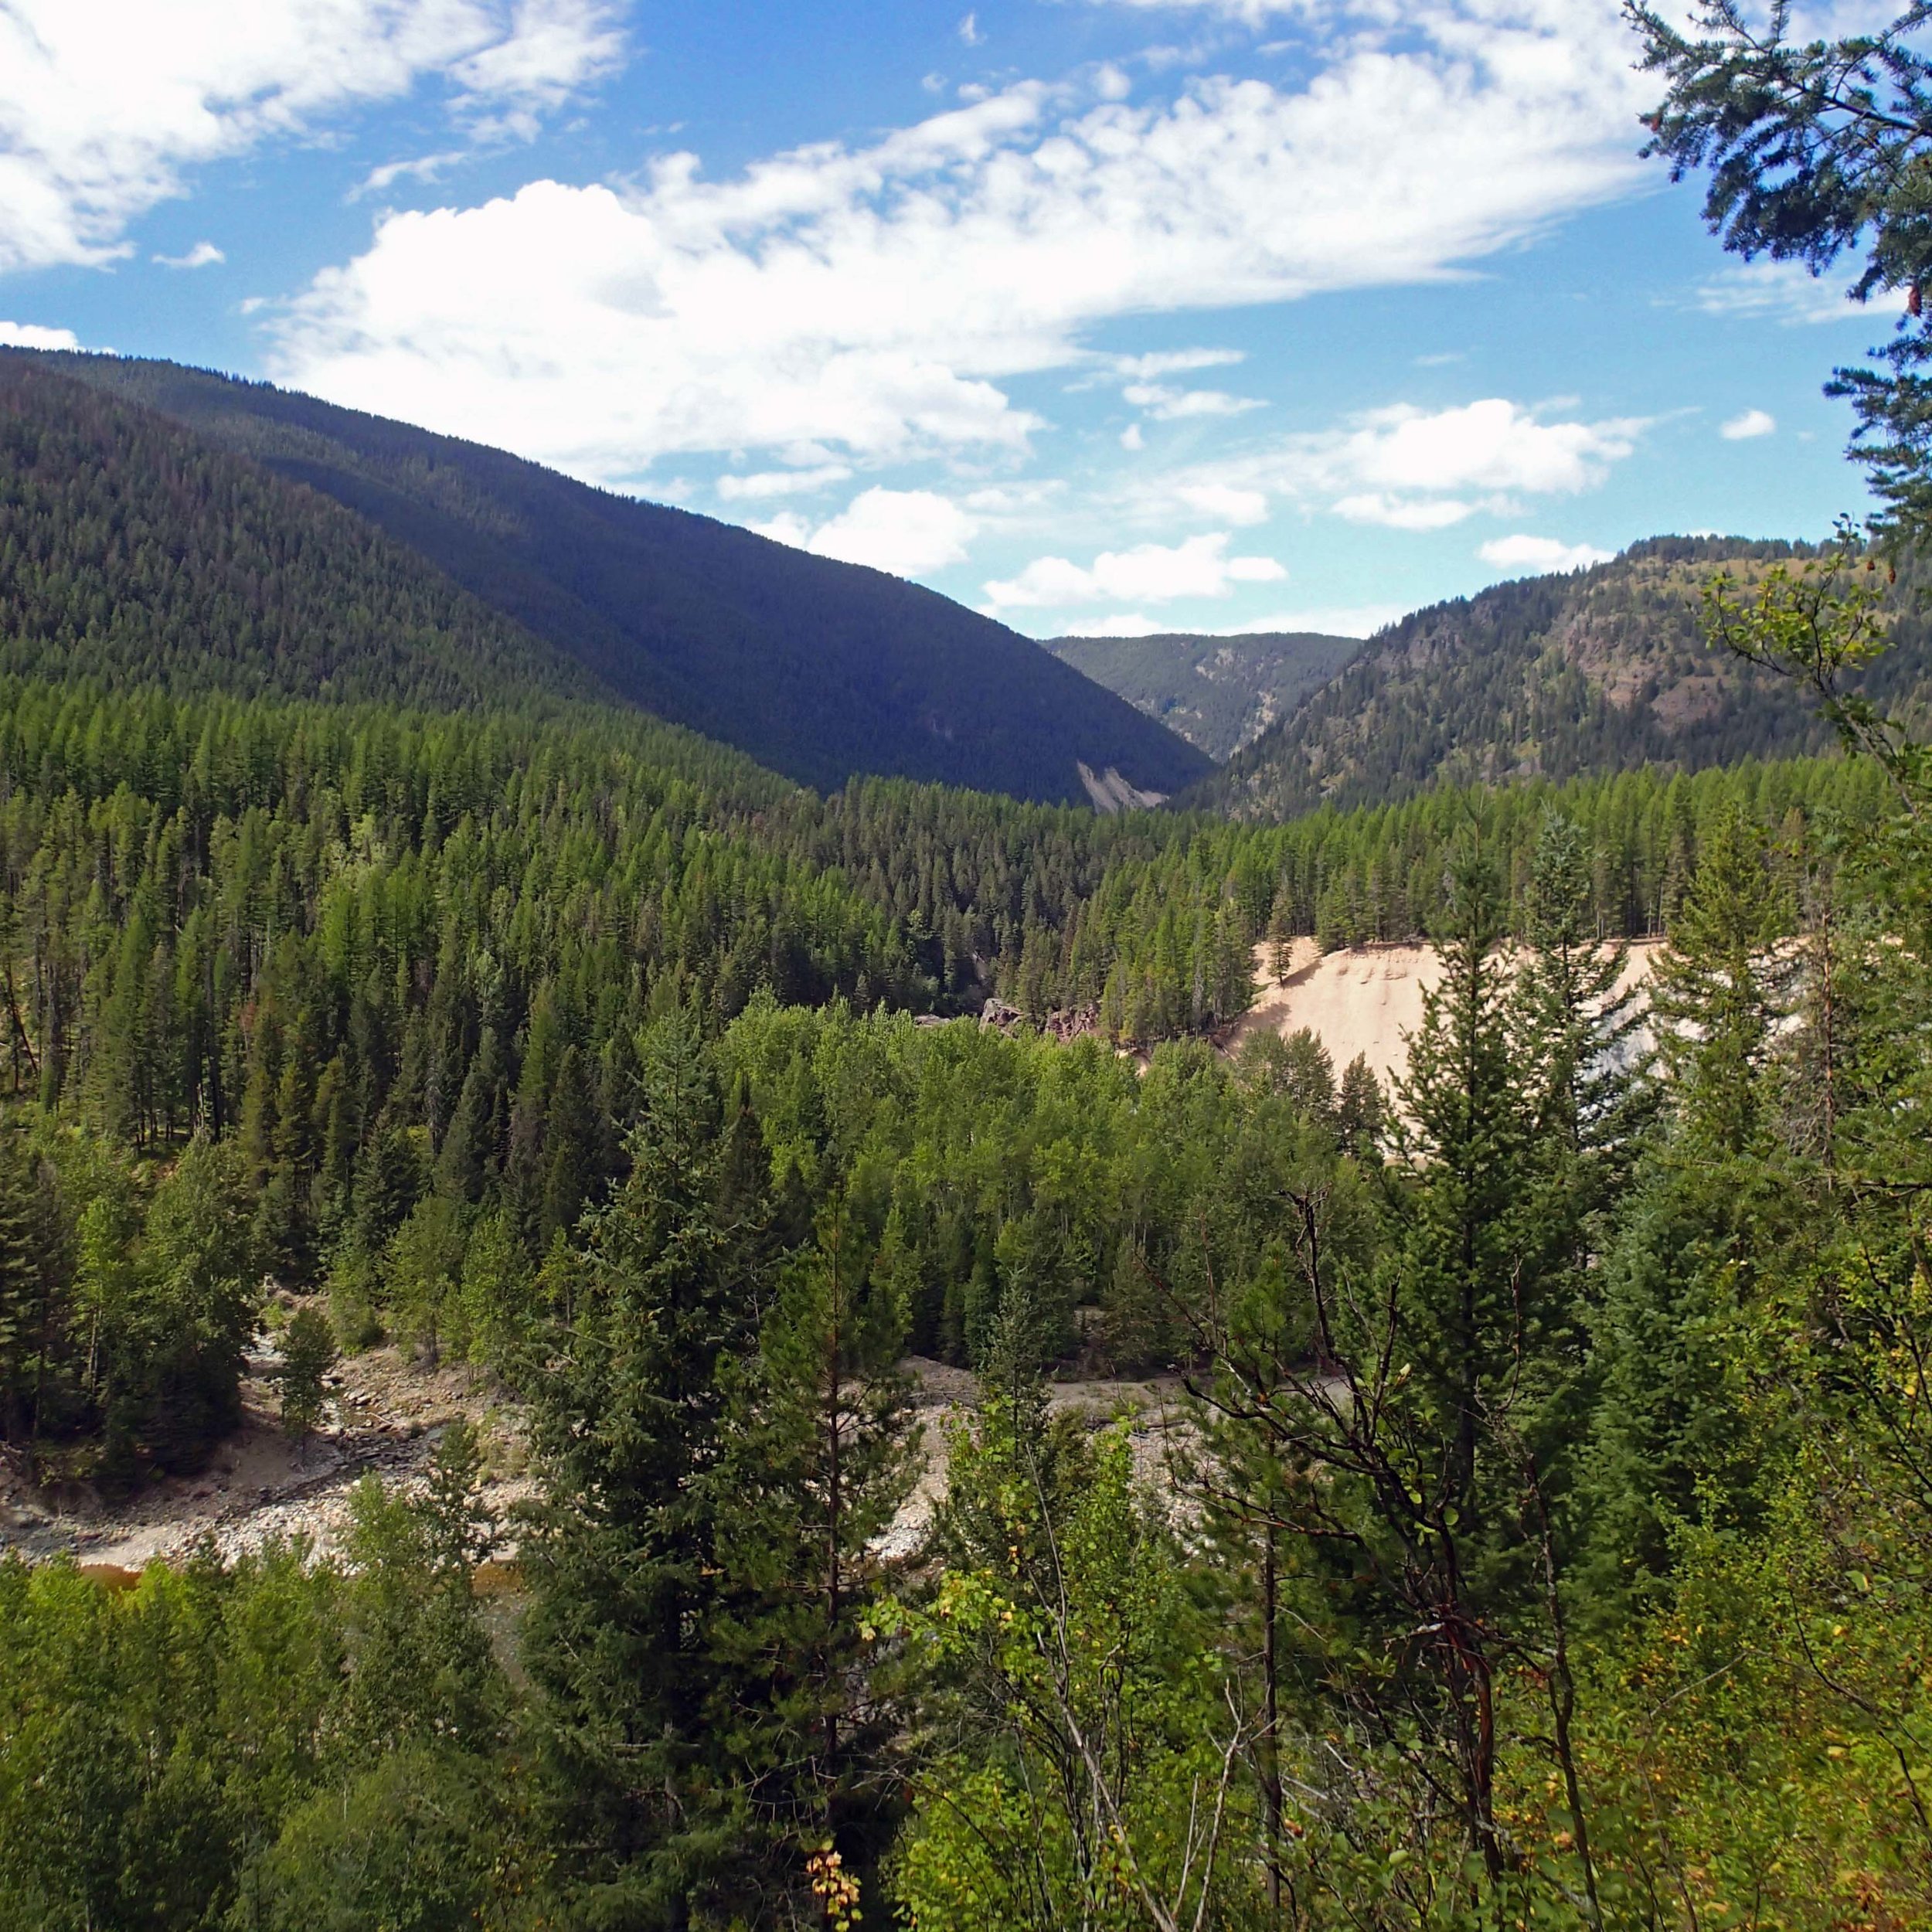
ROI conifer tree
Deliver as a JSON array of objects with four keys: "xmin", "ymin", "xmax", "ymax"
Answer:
[
  {"xmin": 1235, "ymin": 1026, "xmax": 1336, "ymax": 1128},
  {"xmin": 1391, "ymin": 848, "xmax": 1549, "ymax": 1573},
  {"xmin": 1649, "ymin": 804, "xmax": 1798, "ymax": 1156},
  {"xmin": 704, "ymin": 1196, "xmax": 916, "ymax": 1908},
  {"xmin": 434, "ymin": 1024, "xmax": 505, "ymax": 1206},
  {"xmin": 119, "ymin": 1138, "xmax": 260, "ymax": 1472},
  {"xmin": 351, "ymin": 1118, "xmax": 430, "ymax": 1264},
  {"xmin": 1334, "ymin": 1052, "xmax": 1383, "ymax": 1151},
  {"xmin": 1189, "ymin": 849, "xmax": 1578, "ymax": 1882},
  {"xmin": 1508, "ymin": 809, "xmax": 1657, "ymax": 1440},
  {"xmin": 1512, "ymin": 810, "xmax": 1652, "ymax": 1191},
  {"xmin": 537, "ymin": 1043, "xmax": 604, "ymax": 1247},
  {"xmin": 522, "ymin": 1012, "xmax": 773, "ymax": 1924},
  {"xmin": 274, "ymin": 1305, "xmax": 338, "ymax": 1446},
  {"xmin": 0, "ymin": 1129, "xmax": 53, "ymax": 1444}
]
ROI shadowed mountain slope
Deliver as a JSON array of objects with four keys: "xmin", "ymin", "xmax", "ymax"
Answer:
[
  {"xmin": 17, "ymin": 350, "xmax": 1211, "ymax": 807},
  {"xmin": 1046, "ymin": 628, "xmax": 1362, "ymax": 760}
]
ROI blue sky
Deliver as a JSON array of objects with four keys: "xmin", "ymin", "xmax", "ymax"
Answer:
[{"xmin": 0, "ymin": 0, "xmax": 1898, "ymax": 638}]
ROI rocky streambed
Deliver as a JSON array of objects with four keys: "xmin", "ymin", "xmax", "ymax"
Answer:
[
  {"xmin": 0, "ymin": 1338, "xmax": 536, "ymax": 1573},
  {"xmin": 0, "ymin": 1346, "xmax": 1189, "ymax": 1577}
]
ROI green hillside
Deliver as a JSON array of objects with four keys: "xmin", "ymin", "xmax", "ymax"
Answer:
[
  {"xmin": 1046, "ymin": 626, "xmax": 1361, "ymax": 759},
  {"xmin": 1192, "ymin": 535, "xmax": 1932, "ymax": 818},
  {"xmin": 0, "ymin": 356, "xmax": 594, "ymax": 713},
  {"xmin": 15, "ymin": 349, "xmax": 1212, "ymax": 807}
]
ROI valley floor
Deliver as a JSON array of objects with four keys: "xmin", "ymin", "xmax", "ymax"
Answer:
[{"xmin": 4, "ymin": 940, "xmax": 1671, "ymax": 1576}]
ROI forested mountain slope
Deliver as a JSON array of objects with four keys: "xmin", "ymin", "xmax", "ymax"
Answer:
[
  {"xmin": 1046, "ymin": 626, "xmax": 1361, "ymax": 758},
  {"xmin": 1193, "ymin": 536, "xmax": 1932, "ymax": 818},
  {"xmin": 0, "ymin": 356, "xmax": 594, "ymax": 713},
  {"xmin": 12, "ymin": 349, "xmax": 1211, "ymax": 806}
]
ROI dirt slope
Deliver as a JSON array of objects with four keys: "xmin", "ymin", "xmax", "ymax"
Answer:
[{"xmin": 1228, "ymin": 939, "xmax": 1661, "ymax": 1089}]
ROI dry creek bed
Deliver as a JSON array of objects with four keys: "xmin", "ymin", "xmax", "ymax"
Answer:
[{"xmin": 0, "ymin": 1342, "xmax": 1192, "ymax": 1577}]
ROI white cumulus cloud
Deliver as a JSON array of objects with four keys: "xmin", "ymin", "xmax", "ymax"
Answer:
[
  {"xmin": 267, "ymin": 0, "xmax": 1651, "ymax": 481},
  {"xmin": 0, "ymin": 319, "xmax": 81, "ymax": 348},
  {"xmin": 0, "ymin": 0, "xmax": 627, "ymax": 272},
  {"xmin": 984, "ymin": 532, "xmax": 1285, "ymax": 611},
  {"xmin": 1061, "ymin": 613, "xmax": 1169, "ymax": 637},
  {"xmin": 1720, "ymin": 407, "xmax": 1776, "ymax": 440},
  {"xmin": 1137, "ymin": 396, "xmax": 1643, "ymax": 532},
  {"xmin": 754, "ymin": 487, "xmax": 978, "ymax": 576},
  {"xmin": 1477, "ymin": 533, "xmax": 1613, "ymax": 575},
  {"xmin": 1326, "ymin": 397, "xmax": 1641, "ymax": 496},
  {"xmin": 1235, "ymin": 603, "xmax": 1410, "ymax": 638}
]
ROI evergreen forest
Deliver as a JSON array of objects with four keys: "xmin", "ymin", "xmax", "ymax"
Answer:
[{"xmin": 9, "ymin": 8, "xmax": 1932, "ymax": 1927}]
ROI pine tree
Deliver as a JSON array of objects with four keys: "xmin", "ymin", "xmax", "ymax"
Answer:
[
  {"xmin": 386, "ymin": 1197, "xmax": 468, "ymax": 1369},
  {"xmin": 274, "ymin": 1306, "xmax": 338, "ymax": 1445},
  {"xmin": 1577, "ymin": 1165, "xmax": 1780, "ymax": 1615},
  {"xmin": 1511, "ymin": 810, "xmax": 1655, "ymax": 1266},
  {"xmin": 704, "ymin": 1196, "xmax": 916, "ymax": 1907},
  {"xmin": 351, "ymin": 1118, "xmax": 430, "ymax": 1264},
  {"xmin": 119, "ymin": 1138, "xmax": 261, "ymax": 1473},
  {"xmin": 1334, "ymin": 1052, "xmax": 1383, "ymax": 1150},
  {"xmin": 0, "ymin": 1129, "xmax": 52, "ymax": 1444},
  {"xmin": 1325, "ymin": 846, "xmax": 1561, "ymax": 1872},
  {"xmin": 537, "ymin": 1044, "xmax": 603, "ymax": 1247},
  {"xmin": 1649, "ymin": 804, "xmax": 1798, "ymax": 1157},
  {"xmin": 434, "ymin": 1024, "xmax": 505, "ymax": 1205},
  {"xmin": 1393, "ymin": 848, "xmax": 1546, "ymax": 1564},
  {"xmin": 1100, "ymin": 1230, "xmax": 1177, "ymax": 1373},
  {"xmin": 522, "ymin": 1012, "xmax": 774, "ymax": 1923},
  {"xmin": 1235, "ymin": 1026, "xmax": 1336, "ymax": 1128}
]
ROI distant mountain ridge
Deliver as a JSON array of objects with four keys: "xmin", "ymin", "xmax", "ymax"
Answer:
[
  {"xmin": 1189, "ymin": 536, "xmax": 1932, "ymax": 821},
  {"xmin": 12, "ymin": 349, "xmax": 1210, "ymax": 808},
  {"xmin": 1044, "ymin": 628, "xmax": 1362, "ymax": 760}
]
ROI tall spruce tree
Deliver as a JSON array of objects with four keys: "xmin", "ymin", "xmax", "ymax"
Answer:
[
  {"xmin": 702, "ymin": 1194, "xmax": 917, "ymax": 1913},
  {"xmin": 1382, "ymin": 848, "xmax": 1604, "ymax": 1895},
  {"xmin": 1648, "ymin": 803, "xmax": 1798, "ymax": 1158},
  {"xmin": 0, "ymin": 1128, "xmax": 53, "ymax": 1444},
  {"xmin": 1512, "ymin": 810, "xmax": 1653, "ymax": 1190},
  {"xmin": 521, "ymin": 1012, "xmax": 774, "ymax": 1928},
  {"xmin": 1183, "ymin": 847, "xmax": 1590, "ymax": 1884}
]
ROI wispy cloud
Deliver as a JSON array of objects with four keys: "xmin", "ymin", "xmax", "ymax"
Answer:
[
  {"xmin": 352, "ymin": 151, "xmax": 476, "ymax": 201},
  {"xmin": 1128, "ymin": 397, "xmax": 1645, "ymax": 534},
  {"xmin": 152, "ymin": 240, "xmax": 223, "ymax": 269},
  {"xmin": 1694, "ymin": 259, "xmax": 1900, "ymax": 328},
  {"xmin": 716, "ymin": 464, "xmax": 855, "ymax": 502}
]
